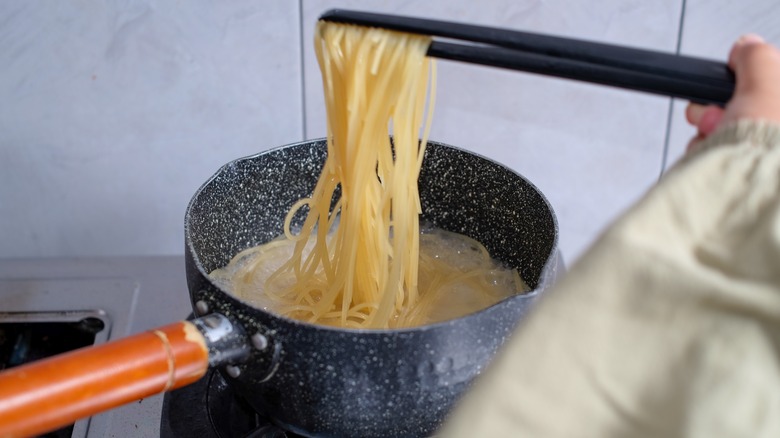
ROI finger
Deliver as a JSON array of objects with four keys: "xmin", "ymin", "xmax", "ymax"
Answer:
[
  {"xmin": 697, "ymin": 106, "xmax": 725, "ymax": 136},
  {"xmin": 685, "ymin": 103, "xmax": 707, "ymax": 125},
  {"xmin": 685, "ymin": 103, "xmax": 724, "ymax": 135},
  {"xmin": 728, "ymin": 34, "xmax": 780, "ymax": 96},
  {"xmin": 728, "ymin": 33, "xmax": 765, "ymax": 70}
]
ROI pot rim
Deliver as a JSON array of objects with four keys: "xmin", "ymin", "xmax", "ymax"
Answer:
[{"xmin": 184, "ymin": 137, "xmax": 559, "ymax": 335}]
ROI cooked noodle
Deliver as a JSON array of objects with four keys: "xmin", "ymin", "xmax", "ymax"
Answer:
[{"xmin": 210, "ymin": 22, "xmax": 529, "ymax": 329}]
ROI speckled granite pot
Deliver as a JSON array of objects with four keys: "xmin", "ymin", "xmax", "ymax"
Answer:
[{"xmin": 184, "ymin": 138, "xmax": 561, "ymax": 438}]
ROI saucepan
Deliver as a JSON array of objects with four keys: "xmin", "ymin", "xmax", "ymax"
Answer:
[{"xmin": 184, "ymin": 138, "xmax": 561, "ymax": 437}]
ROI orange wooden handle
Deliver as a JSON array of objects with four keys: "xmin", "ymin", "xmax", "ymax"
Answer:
[{"xmin": 0, "ymin": 321, "xmax": 209, "ymax": 438}]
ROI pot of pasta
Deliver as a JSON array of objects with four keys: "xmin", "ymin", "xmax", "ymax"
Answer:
[
  {"xmin": 184, "ymin": 21, "xmax": 560, "ymax": 438},
  {"xmin": 184, "ymin": 137, "xmax": 561, "ymax": 438}
]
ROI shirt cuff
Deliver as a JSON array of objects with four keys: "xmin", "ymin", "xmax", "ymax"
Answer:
[{"xmin": 696, "ymin": 119, "xmax": 780, "ymax": 154}]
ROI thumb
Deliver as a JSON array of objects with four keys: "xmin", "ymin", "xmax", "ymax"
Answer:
[
  {"xmin": 729, "ymin": 34, "xmax": 773, "ymax": 94},
  {"xmin": 724, "ymin": 34, "xmax": 780, "ymax": 124}
]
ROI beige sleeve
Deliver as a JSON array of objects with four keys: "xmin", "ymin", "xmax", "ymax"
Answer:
[{"xmin": 439, "ymin": 120, "xmax": 780, "ymax": 438}]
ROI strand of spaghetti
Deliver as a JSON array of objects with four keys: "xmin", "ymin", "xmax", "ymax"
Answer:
[
  {"xmin": 220, "ymin": 23, "xmax": 438, "ymax": 329},
  {"xmin": 283, "ymin": 199, "xmax": 312, "ymax": 241},
  {"xmin": 333, "ymin": 29, "xmax": 410, "ymax": 324}
]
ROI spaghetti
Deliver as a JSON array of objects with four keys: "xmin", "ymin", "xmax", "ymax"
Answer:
[{"xmin": 210, "ymin": 22, "xmax": 528, "ymax": 329}]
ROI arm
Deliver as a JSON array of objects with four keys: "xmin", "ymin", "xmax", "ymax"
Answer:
[{"xmin": 440, "ymin": 37, "xmax": 780, "ymax": 437}]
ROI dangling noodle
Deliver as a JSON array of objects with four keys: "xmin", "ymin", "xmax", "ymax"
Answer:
[{"xmin": 210, "ymin": 22, "xmax": 529, "ymax": 329}]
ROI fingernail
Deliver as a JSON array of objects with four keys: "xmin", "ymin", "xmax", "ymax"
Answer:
[
  {"xmin": 698, "ymin": 107, "xmax": 724, "ymax": 136},
  {"xmin": 737, "ymin": 33, "xmax": 765, "ymax": 46},
  {"xmin": 686, "ymin": 103, "xmax": 706, "ymax": 124}
]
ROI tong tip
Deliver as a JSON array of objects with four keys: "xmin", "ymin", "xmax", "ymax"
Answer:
[{"xmin": 319, "ymin": 9, "xmax": 347, "ymax": 22}]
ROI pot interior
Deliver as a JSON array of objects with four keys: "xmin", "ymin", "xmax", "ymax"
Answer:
[{"xmin": 186, "ymin": 138, "xmax": 557, "ymax": 299}]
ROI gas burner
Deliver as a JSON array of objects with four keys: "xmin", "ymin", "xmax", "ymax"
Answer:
[
  {"xmin": 160, "ymin": 367, "xmax": 302, "ymax": 438},
  {"xmin": 0, "ymin": 311, "xmax": 109, "ymax": 438}
]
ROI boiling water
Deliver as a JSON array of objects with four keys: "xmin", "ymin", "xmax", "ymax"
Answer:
[{"xmin": 210, "ymin": 227, "xmax": 529, "ymax": 327}]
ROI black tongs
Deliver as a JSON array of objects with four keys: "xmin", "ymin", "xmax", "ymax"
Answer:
[{"xmin": 320, "ymin": 9, "xmax": 735, "ymax": 106}]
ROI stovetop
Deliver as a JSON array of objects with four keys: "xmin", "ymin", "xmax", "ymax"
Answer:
[
  {"xmin": 0, "ymin": 257, "xmax": 445, "ymax": 438},
  {"xmin": 0, "ymin": 256, "xmax": 193, "ymax": 437},
  {"xmin": 161, "ymin": 367, "xmax": 300, "ymax": 438}
]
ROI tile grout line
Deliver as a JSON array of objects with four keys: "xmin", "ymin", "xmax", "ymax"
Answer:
[
  {"xmin": 298, "ymin": 0, "xmax": 308, "ymax": 140},
  {"xmin": 659, "ymin": 0, "xmax": 688, "ymax": 178}
]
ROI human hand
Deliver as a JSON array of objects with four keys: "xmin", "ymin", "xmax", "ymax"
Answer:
[{"xmin": 685, "ymin": 34, "xmax": 780, "ymax": 152}]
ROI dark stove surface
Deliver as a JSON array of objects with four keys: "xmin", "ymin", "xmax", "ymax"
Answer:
[{"xmin": 160, "ymin": 368, "xmax": 303, "ymax": 438}]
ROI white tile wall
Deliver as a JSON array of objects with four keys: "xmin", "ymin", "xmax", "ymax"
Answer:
[
  {"xmin": 303, "ymin": 0, "xmax": 681, "ymax": 261},
  {"xmin": 6, "ymin": 0, "xmax": 764, "ymax": 261},
  {"xmin": 0, "ymin": 1, "xmax": 302, "ymax": 257}
]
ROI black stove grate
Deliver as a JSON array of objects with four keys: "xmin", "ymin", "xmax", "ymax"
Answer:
[{"xmin": 161, "ymin": 368, "xmax": 302, "ymax": 438}]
